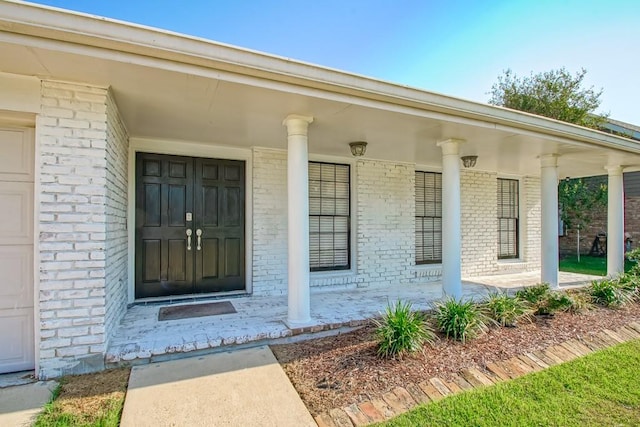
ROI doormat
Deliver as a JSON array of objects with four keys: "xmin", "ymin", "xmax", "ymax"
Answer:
[{"xmin": 158, "ymin": 301, "xmax": 236, "ymax": 321}]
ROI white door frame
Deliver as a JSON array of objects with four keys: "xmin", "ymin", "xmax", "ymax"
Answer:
[{"xmin": 127, "ymin": 137, "xmax": 253, "ymax": 303}]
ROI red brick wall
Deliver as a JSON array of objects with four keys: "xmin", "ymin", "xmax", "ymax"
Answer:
[{"xmin": 559, "ymin": 195, "xmax": 640, "ymax": 256}]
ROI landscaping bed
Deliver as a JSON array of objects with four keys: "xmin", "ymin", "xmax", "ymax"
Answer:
[{"xmin": 272, "ymin": 300, "xmax": 640, "ymax": 416}]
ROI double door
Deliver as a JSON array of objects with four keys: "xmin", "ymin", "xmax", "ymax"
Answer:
[{"xmin": 135, "ymin": 153, "xmax": 245, "ymax": 299}]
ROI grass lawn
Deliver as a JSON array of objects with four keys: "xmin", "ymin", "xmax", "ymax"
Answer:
[
  {"xmin": 559, "ymin": 255, "xmax": 635, "ymax": 276},
  {"xmin": 376, "ymin": 340, "xmax": 640, "ymax": 427},
  {"xmin": 34, "ymin": 368, "xmax": 130, "ymax": 427}
]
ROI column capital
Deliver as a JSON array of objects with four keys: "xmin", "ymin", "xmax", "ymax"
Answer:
[
  {"xmin": 539, "ymin": 154, "xmax": 559, "ymax": 168},
  {"xmin": 437, "ymin": 138, "xmax": 465, "ymax": 156},
  {"xmin": 282, "ymin": 114, "xmax": 314, "ymax": 136},
  {"xmin": 605, "ymin": 165, "xmax": 623, "ymax": 175}
]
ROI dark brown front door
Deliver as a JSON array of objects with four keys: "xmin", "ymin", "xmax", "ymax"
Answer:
[{"xmin": 135, "ymin": 153, "xmax": 245, "ymax": 299}]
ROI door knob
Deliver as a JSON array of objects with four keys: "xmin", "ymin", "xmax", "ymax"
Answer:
[
  {"xmin": 186, "ymin": 229, "xmax": 192, "ymax": 251},
  {"xmin": 196, "ymin": 229, "xmax": 202, "ymax": 251}
]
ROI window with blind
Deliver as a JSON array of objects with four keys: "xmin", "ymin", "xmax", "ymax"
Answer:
[
  {"xmin": 309, "ymin": 162, "xmax": 350, "ymax": 271},
  {"xmin": 415, "ymin": 171, "xmax": 442, "ymax": 264},
  {"xmin": 497, "ymin": 178, "xmax": 519, "ymax": 259}
]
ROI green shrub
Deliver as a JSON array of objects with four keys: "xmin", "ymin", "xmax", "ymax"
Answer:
[
  {"xmin": 562, "ymin": 290, "xmax": 593, "ymax": 313},
  {"xmin": 589, "ymin": 279, "xmax": 634, "ymax": 308},
  {"xmin": 516, "ymin": 283, "xmax": 551, "ymax": 304},
  {"xmin": 626, "ymin": 247, "xmax": 640, "ymax": 263},
  {"xmin": 483, "ymin": 292, "xmax": 531, "ymax": 327},
  {"xmin": 617, "ymin": 272, "xmax": 640, "ymax": 298},
  {"xmin": 434, "ymin": 298, "xmax": 492, "ymax": 343},
  {"xmin": 541, "ymin": 292, "xmax": 575, "ymax": 314},
  {"xmin": 374, "ymin": 300, "xmax": 435, "ymax": 358},
  {"xmin": 627, "ymin": 248, "xmax": 640, "ymax": 277}
]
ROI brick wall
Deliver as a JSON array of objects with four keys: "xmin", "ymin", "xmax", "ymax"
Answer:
[
  {"xmin": 251, "ymin": 148, "xmax": 288, "ymax": 295},
  {"xmin": 37, "ymin": 80, "xmax": 127, "ymax": 379},
  {"xmin": 250, "ymin": 151, "xmax": 542, "ymax": 294},
  {"xmin": 522, "ymin": 176, "xmax": 542, "ymax": 270},
  {"xmin": 460, "ymin": 170, "xmax": 498, "ymax": 276},
  {"xmin": 458, "ymin": 172, "xmax": 541, "ymax": 276},
  {"xmin": 251, "ymin": 152, "xmax": 418, "ymax": 294},
  {"xmin": 356, "ymin": 159, "xmax": 415, "ymax": 287},
  {"xmin": 559, "ymin": 195, "xmax": 640, "ymax": 255},
  {"xmin": 104, "ymin": 90, "xmax": 129, "ymax": 343},
  {"xmin": 625, "ymin": 197, "xmax": 640, "ymax": 251}
]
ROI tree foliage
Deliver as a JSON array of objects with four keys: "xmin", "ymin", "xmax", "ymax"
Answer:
[
  {"xmin": 558, "ymin": 178, "xmax": 607, "ymax": 233},
  {"xmin": 489, "ymin": 68, "xmax": 607, "ymax": 129}
]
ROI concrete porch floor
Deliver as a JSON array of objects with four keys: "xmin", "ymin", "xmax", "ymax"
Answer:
[{"xmin": 106, "ymin": 271, "xmax": 599, "ymax": 365}]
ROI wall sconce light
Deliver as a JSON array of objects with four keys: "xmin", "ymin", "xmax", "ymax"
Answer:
[
  {"xmin": 461, "ymin": 155, "xmax": 478, "ymax": 168},
  {"xmin": 349, "ymin": 141, "xmax": 368, "ymax": 157}
]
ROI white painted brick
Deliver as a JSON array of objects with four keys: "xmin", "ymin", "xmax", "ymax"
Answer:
[
  {"xmin": 37, "ymin": 81, "xmax": 129, "ymax": 379},
  {"xmin": 57, "ymin": 327, "xmax": 89, "ymax": 338},
  {"xmin": 56, "ymin": 346, "xmax": 90, "ymax": 357},
  {"xmin": 40, "ymin": 338, "xmax": 72, "ymax": 350}
]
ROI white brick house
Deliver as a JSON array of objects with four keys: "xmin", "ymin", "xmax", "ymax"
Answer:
[{"xmin": 0, "ymin": 1, "xmax": 638, "ymax": 378}]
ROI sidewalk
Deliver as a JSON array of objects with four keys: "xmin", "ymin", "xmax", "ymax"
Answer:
[
  {"xmin": 0, "ymin": 381, "xmax": 57, "ymax": 427},
  {"xmin": 120, "ymin": 346, "xmax": 316, "ymax": 427}
]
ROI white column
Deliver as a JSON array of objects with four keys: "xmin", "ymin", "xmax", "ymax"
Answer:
[
  {"xmin": 283, "ymin": 114, "xmax": 314, "ymax": 326},
  {"xmin": 437, "ymin": 139, "xmax": 463, "ymax": 299},
  {"xmin": 607, "ymin": 166, "xmax": 624, "ymax": 277},
  {"xmin": 540, "ymin": 154, "xmax": 559, "ymax": 288}
]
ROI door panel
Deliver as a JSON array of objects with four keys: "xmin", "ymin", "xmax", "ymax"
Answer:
[
  {"xmin": 0, "ymin": 128, "xmax": 34, "ymax": 182},
  {"xmin": 194, "ymin": 158, "xmax": 245, "ymax": 293},
  {"xmin": 135, "ymin": 153, "xmax": 194, "ymax": 298},
  {"xmin": 0, "ymin": 126, "xmax": 34, "ymax": 374},
  {"xmin": 224, "ymin": 238, "xmax": 242, "ymax": 277},
  {"xmin": 142, "ymin": 240, "xmax": 161, "ymax": 283},
  {"xmin": 201, "ymin": 238, "xmax": 219, "ymax": 279},
  {"xmin": 0, "ymin": 182, "xmax": 33, "ymax": 245},
  {"xmin": 135, "ymin": 153, "xmax": 245, "ymax": 298},
  {"xmin": 0, "ymin": 309, "xmax": 34, "ymax": 373}
]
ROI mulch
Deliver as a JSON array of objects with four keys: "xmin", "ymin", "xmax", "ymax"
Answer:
[{"xmin": 271, "ymin": 303, "xmax": 640, "ymax": 415}]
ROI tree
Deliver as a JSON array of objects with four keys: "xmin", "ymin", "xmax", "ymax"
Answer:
[
  {"xmin": 558, "ymin": 178, "xmax": 607, "ymax": 261},
  {"xmin": 489, "ymin": 68, "xmax": 607, "ymax": 129}
]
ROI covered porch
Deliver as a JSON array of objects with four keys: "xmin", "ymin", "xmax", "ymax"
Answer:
[
  {"xmin": 1, "ymin": 1, "xmax": 639, "ymax": 378},
  {"xmin": 106, "ymin": 271, "xmax": 599, "ymax": 365}
]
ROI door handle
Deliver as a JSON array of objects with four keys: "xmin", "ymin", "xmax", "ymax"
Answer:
[
  {"xmin": 186, "ymin": 229, "xmax": 192, "ymax": 251},
  {"xmin": 196, "ymin": 229, "xmax": 202, "ymax": 251}
]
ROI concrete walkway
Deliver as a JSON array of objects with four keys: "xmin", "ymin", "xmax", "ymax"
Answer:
[
  {"xmin": 0, "ymin": 381, "xmax": 57, "ymax": 427},
  {"xmin": 120, "ymin": 346, "xmax": 316, "ymax": 427}
]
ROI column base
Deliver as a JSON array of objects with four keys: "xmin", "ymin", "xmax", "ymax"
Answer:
[{"xmin": 284, "ymin": 318, "xmax": 315, "ymax": 330}]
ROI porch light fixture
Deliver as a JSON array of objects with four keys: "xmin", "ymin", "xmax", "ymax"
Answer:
[
  {"xmin": 349, "ymin": 141, "xmax": 368, "ymax": 157},
  {"xmin": 461, "ymin": 155, "xmax": 478, "ymax": 168}
]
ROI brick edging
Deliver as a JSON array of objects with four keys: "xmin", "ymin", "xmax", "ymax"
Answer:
[{"xmin": 314, "ymin": 322, "xmax": 640, "ymax": 427}]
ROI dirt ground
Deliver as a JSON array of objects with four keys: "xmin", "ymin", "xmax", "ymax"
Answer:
[
  {"xmin": 53, "ymin": 367, "xmax": 130, "ymax": 421},
  {"xmin": 271, "ymin": 304, "xmax": 640, "ymax": 415}
]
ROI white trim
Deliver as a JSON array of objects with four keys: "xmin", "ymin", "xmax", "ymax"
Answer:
[
  {"xmin": 496, "ymin": 175, "xmax": 524, "ymax": 262},
  {"xmin": 307, "ymin": 153, "xmax": 358, "ymax": 276},
  {"xmin": 415, "ymin": 164, "xmax": 443, "ymax": 173},
  {"xmin": 30, "ymin": 123, "xmax": 40, "ymax": 378},
  {"xmin": 2, "ymin": 1, "xmax": 639, "ymax": 156},
  {"xmin": 414, "ymin": 168, "xmax": 444, "ymax": 265},
  {"xmin": 127, "ymin": 138, "xmax": 253, "ymax": 303},
  {"xmin": 414, "ymin": 263, "xmax": 443, "ymax": 271}
]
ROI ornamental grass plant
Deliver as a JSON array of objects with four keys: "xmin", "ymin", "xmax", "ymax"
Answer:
[
  {"xmin": 483, "ymin": 292, "xmax": 532, "ymax": 327},
  {"xmin": 374, "ymin": 300, "xmax": 436, "ymax": 359},
  {"xmin": 434, "ymin": 297, "xmax": 493, "ymax": 343}
]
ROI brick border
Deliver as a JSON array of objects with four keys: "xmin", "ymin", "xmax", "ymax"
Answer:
[{"xmin": 314, "ymin": 322, "xmax": 640, "ymax": 427}]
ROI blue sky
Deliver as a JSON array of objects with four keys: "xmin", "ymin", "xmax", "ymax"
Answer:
[{"xmin": 29, "ymin": 0, "xmax": 640, "ymax": 124}]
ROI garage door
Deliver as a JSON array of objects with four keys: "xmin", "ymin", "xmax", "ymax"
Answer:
[{"xmin": 0, "ymin": 126, "xmax": 34, "ymax": 374}]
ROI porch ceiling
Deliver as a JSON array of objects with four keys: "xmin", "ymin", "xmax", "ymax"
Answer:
[{"xmin": 1, "ymin": 30, "xmax": 639, "ymax": 178}]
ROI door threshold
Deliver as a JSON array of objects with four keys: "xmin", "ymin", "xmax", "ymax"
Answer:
[{"xmin": 130, "ymin": 290, "xmax": 250, "ymax": 307}]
